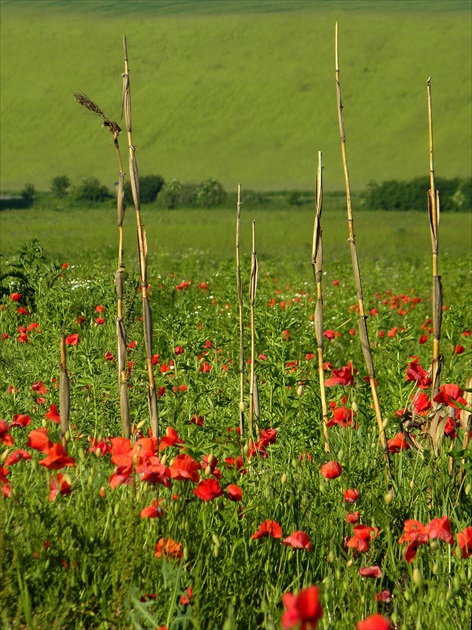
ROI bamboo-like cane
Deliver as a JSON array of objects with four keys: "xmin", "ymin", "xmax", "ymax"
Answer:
[
  {"xmin": 458, "ymin": 376, "xmax": 472, "ymax": 487},
  {"xmin": 123, "ymin": 36, "xmax": 159, "ymax": 438},
  {"xmin": 249, "ymin": 220, "xmax": 260, "ymax": 439},
  {"xmin": 335, "ymin": 23, "xmax": 390, "ymax": 475},
  {"xmin": 311, "ymin": 151, "xmax": 330, "ymax": 452},
  {"xmin": 236, "ymin": 184, "xmax": 245, "ymax": 437},
  {"xmin": 59, "ymin": 334, "xmax": 70, "ymax": 447},
  {"xmin": 427, "ymin": 78, "xmax": 443, "ymax": 402},
  {"xmin": 73, "ymin": 92, "xmax": 131, "ymax": 439}
]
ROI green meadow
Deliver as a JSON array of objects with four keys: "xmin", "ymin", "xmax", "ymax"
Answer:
[{"xmin": 0, "ymin": 0, "xmax": 471, "ymax": 192}]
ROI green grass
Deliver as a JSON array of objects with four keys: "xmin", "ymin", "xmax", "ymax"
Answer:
[
  {"xmin": 0, "ymin": 2, "xmax": 470, "ymax": 192},
  {"xmin": 1, "ymin": 204, "xmax": 471, "ymax": 279}
]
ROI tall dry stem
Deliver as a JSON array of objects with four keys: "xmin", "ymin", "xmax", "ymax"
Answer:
[
  {"xmin": 427, "ymin": 78, "xmax": 443, "ymax": 402},
  {"xmin": 59, "ymin": 334, "xmax": 70, "ymax": 447},
  {"xmin": 236, "ymin": 185, "xmax": 245, "ymax": 437},
  {"xmin": 249, "ymin": 220, "xmax": 260, "ymax": 439},
  {"xmin": 311, "ymin": 151, "xmax": 330, "ymax": 452},
  {"xmin": 123, "ymin": 36, "xmax": 159, "ymax": 438},
  {"xmin": 335, "ymin": 23, "xmax": 390, "ymax": 475},
  {"xmin": 74, "ymin": 91, "xmax": 131, "ymax": 438}
]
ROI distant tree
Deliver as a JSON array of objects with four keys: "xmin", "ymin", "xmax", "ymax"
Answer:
[
  {"xmin": 196, "ymin": 179, "xmax": 226, "ymax": 207},
  {"xmin": 21, "ymin": 184, "xmax": 36, "ymax": 202},
  {"xmin": 159, "ymin": 179, "xmax": 183, "ymax": 209},
  {"xmin": 50, "ymin": 175, "xmax": 71, "ymax": 198},
  {"xmin": 124, "ymin": 174, "xmax": 165, "ymax": 205},
  {"xmin": 73, "ymin": 178, "xmax": 111, "ymax": 203}
]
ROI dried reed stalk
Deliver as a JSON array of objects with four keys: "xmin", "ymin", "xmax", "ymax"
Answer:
[
  {"xmin": 427, "ymin": 78, "xmax": 443, "ymax": 402},
  {"xmin": 458, "ymin": 376, "xmax": 472, "ymax": 486},
  {"xmin": 74, "ymin": 91, "xmax": 131, "ymax": 438},
  {"xmin": 236, "ymin": 184, "xmax": 245, "ymax": 437},
  {"xmin": 59, "ymin": 334, "xmax": 70, "ymax": 447},
  {"xmin": 249, "ymin": 220, "xmax": 260, "ymax": 438},
  {"xmin": 335, "ymin": 23, "xmax": 390, "ymax": 475},
  {"xmin": 123, "ymin": 36, "xmax": 159, "ymax": 438},
  {"xmin": 311, "ymin": 151, "xmax": 330, "ymax": 452}
]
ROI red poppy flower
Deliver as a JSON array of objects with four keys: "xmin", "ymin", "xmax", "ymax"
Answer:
[
  {"xmin": 454, "ymin": 345, "xmax": 465, "ymax": 355},
  {"xmin": 104, "ymin": 351, "xmax": 114, "ymax": 362},
  {"xmin": 26, "ymin": 322, "xmax": 39, "ymax": 332},
  {"xmin": 5, "ymin": 449, "xmax": 32, "ymax": 466},
  {"xmin": 109, "ymin": 463, "xmax": 134, "ymax": 489},
  {"xmin": 174, "ymin": 345, "xmax": 185, "ymax": 355},
  {"xmin": 193, "ymin": 478, "xmax": 223, "ymax": 502},
  {"xmin": 39, "ymin": 443, "xmax": 76, "ymax": 470},
  {"xmin": 252, "ymin": 520, "xmax": 283, "ymax": 540},
  {"xmin": 387, "ymin": 433, "xmax": 410, "ymax": 453},
  {"xmin": 95, "ymin": 305, "xmax": 106, "ymax": 313},
  {"xmin": 281, "ymin": 585, "xmax": 323, "ymax": 630},
  {"xmin": 140, "ymin": 498, "xmax": 164, "ymax": 519},
  {"xmin": 176, "ymin": 281, "xmax": 189, "ymax": 291},
  {"xmin": 374, "ymin": 590, "xmax": 392, "ymax": 603},
  {"xmin": 346, "ymin": 524, "xmax": 379, "ymax": 553},
  {"xmin": 283, "ymin": 531, "xmax": 312, "ymax": 551},
  {"xmin": 226, "ymin": 484, "xmax": 243, "ymax": 502},
  {"xmin": 199, "ymin": 362, "xmax": 212, "ymax": 373},
  {"xmin": 344, "ymin": 488, "xmax": 360, "ymax": 503},
  {"xmin": 76, "ymin": 315, "xmax": 86, "ymax": 325},
  {"xmin": 405, "ymin": 360, "xmax": 431, "ymax": 388},
  {"xmin": 32, "ymin": 381, "xmax": 48, "ymax": 394},
  {"xmin": 190, "ymin": 414, "xmax": 204, "ymax": 426},
  {"xmin": 155, "ymin": 537, "xmax": 183, "ymax": 559},
  {"xmin": 49, "ymin": 473, "xmax": 72, "ymax": 501},
  {"xmin": 136, "ymin": 457, "xmax": 171, "ymax": 487},
  {"xmin": 10, "ymin": 293, "xmax": 22, "ymax": 301},
  {"xmin": 27, "ymin": 429, "xmax": 53, "ymax": 453},
  {"xmin": 427, "ymin": 516, "xmax": 454, "ymax": 544},
  {"xmin": 88, "ymin": 437, "xmax": 111, "ymax": 456},
  {"xmin": 457, "ymin": 526, "xmax": 472, "ymax": 558},
  {"xmin": 346, "ymin": 512, "xmax": 360, "ymax": 524},
  {"xmin": 327, "ymin": 406, "xmax": 354, "ymax": 428},
  {"xmin": 325, "ymin": 364, "xmax": 354, "ymax": 387},
  {"xmin": 180, "ymin": 586, "xmax": 193, "ymax": 605},
  {"xmin": 95, "ymin": 317, "xmax": 105, "ymax": 325},
  {"xmin": 357, "ymin": 614, "xmax": 392, "ymax": 630},
  {"xmin": 323, "ymin": 329, "xmax": 341, "ymax": 340},
  {"xmin": 358, "ymin": 566, "xmax": 382, "ymax": 578},
  {"xmin": 0, "ymin": 420, "xmax": 14, "ymax": 446},
  {"xmin": 44, "ymin": 404, "xmax": 61, "ymax": 424},
  {"xmin": 17, "ymin": 306, "xmax": 30, "ymax": 315},
  {"xmin": 413, "ymin": 392, "xmax": 432, "ymax": 415},
  {"xmin": 65, "ymin": 334, "xmax": 80, "ymax": 346},
  {"xmin": 261, "ymin": 428, "xmax": 277, "ymax": 444},
  {"xmin": 151, "ymin": 354, "xmax": 160, "ymax": 365},
  {"xmin": 168, "ymin": 454, "xmax": 201, "ymax": 483},
  {"xmin": 433, "ymin": 384, "xmax": 467, "ymax": 409},
  {"xmin": 159, "ymin": 426, "xmax": 185, "ymax": 451},
  {"xmin": 320, "ymin": 461, "xmax": 342, "ymax": 479},
  {"xmin": 224, "ymin": 455, "xmax": 245, "ymax": 471},
  {"xmin": 10, "ymin": 414, "xmax": 31, "ymax": 429}
]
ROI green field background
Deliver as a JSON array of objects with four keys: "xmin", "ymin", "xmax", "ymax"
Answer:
[{"xmin": 1, "ymin": 0, "xmax": 471, "ymax": 192}]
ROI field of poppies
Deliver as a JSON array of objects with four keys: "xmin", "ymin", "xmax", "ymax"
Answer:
[{"xmin": 0, "ymin": 235, "xmax": 471, "ymax": 629}]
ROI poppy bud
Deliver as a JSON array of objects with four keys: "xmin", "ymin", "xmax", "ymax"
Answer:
[
  {"xmin": 323, "ymin": 575, "xmax": 331, "ymax": 588},
  {"xmin": 465, "ymin": 484, "xmax": 471, "ymax": 495},
  {"xmin": 114, "ymin": 504, "xmax": 119, "ymax": 516},
  {"xmin": 42, "ymin": 419, "xmax": 47, "ymax": 428},
  {"xmin": 351, "ymin": 401, "xmax": 359, "ymax": 412},
  {"xmin": 65, "ymin": 431, "xmax": 70, "ymax": 442},
  {"xmin": 432, "ymin": 563, "xmax": 439, "ymax": 575},
  {"xmin": 184, "ymin": 546, "xmax": 189, "ymax": 561},
  {"xmin": 160, "ymin": 454, "xmax": 167, "ymax": 465},
  {"xmin": 204, "ymin": 465, "xmax": 212, "ymax": 476},
  {"xmin": 207, "ymin": 454, "xmax": 215, "ymax": 466},
  {"xmin": 413, "ymin": 568, "xmax": 424, "ymax": 589},
  {"xmin": 410, "ymin": 480, "xmax": 414, "ymax": 489},
  {"xmin": 243, "ymin": 443, "xmax": 249, "ymax": 457},
  {"xmin": 78, "ymin": 448, "xmax": 86, "ymax": 461},
  {"xmin": 384, "ymin": 490, "xmax": 394, "ymax": 504},
  {"xmin": 453, "ymin": 575, "xmax": 461, "ymax": 592},
  {"xmin": 337, "ymin": 450, "xmax": 343, "ymax": 461},
  {"xmin": 213, "ymin": 546, "xmax": 219, "ymax": 557},
  {"xmin": 297, "ymin": 384, "xmax": 304, "ymax": 397},
  {"xmin": 212, "ymin": 533, "xmax": 220, "ymax": 547},
  {"xmin": 430, "ymin": 540, "xmax": 439, "ymax": 551},
  {"xmin": 136, "ymin": 420, "xmax": 146, "ymax": 430},
  {"xmin": 88, "ymin": 474, "xmax": 94, "ymax": 486},
  {"xmin": 281, "ymin": 473, "xmax": 287, "ymax": 485},
  {"xmin": 346, "ymin": 559, "xmax": 353, "ymax": 568},
  {"xmin": 239, "ymin": 401, "xmax": 245, "ymax": 412}
]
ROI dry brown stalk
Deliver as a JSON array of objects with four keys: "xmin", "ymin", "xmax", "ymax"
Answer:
[
  {"xmin": 427, "ymin": 78, "xmax": 443, "ymax": 402},
  {"xmin": 236, "ymin": 184, "xmax": 245, "ymax": 437},
  {"xmin": 74, "ymin": 91, "xmax": 131, "ymax": 439},
  {"xmin": 335, "ymin": 23, "xmax": 390, "ymax": 475},
  {"xmin": 457, "ymin": 376, "xmax": 472, "ymax": 486},
  {"xmin": 249, "ymin": 220, "xmax": 260, "ymax": 439},
  {"xmin": 59, "ymin": 334, "xmax": 70, "ymax": 447},
  {"xmin": 311, "ymin": 151, "xmax": 330, "ymax": 452},
  {"xmin": 123, "ymin": 36, "xmax": 159, "ymax": 438}
]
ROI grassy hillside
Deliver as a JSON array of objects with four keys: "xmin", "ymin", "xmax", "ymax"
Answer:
[{"xmin": 0, "ymin": 1, "xmax": 471, "ymax": 192}]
